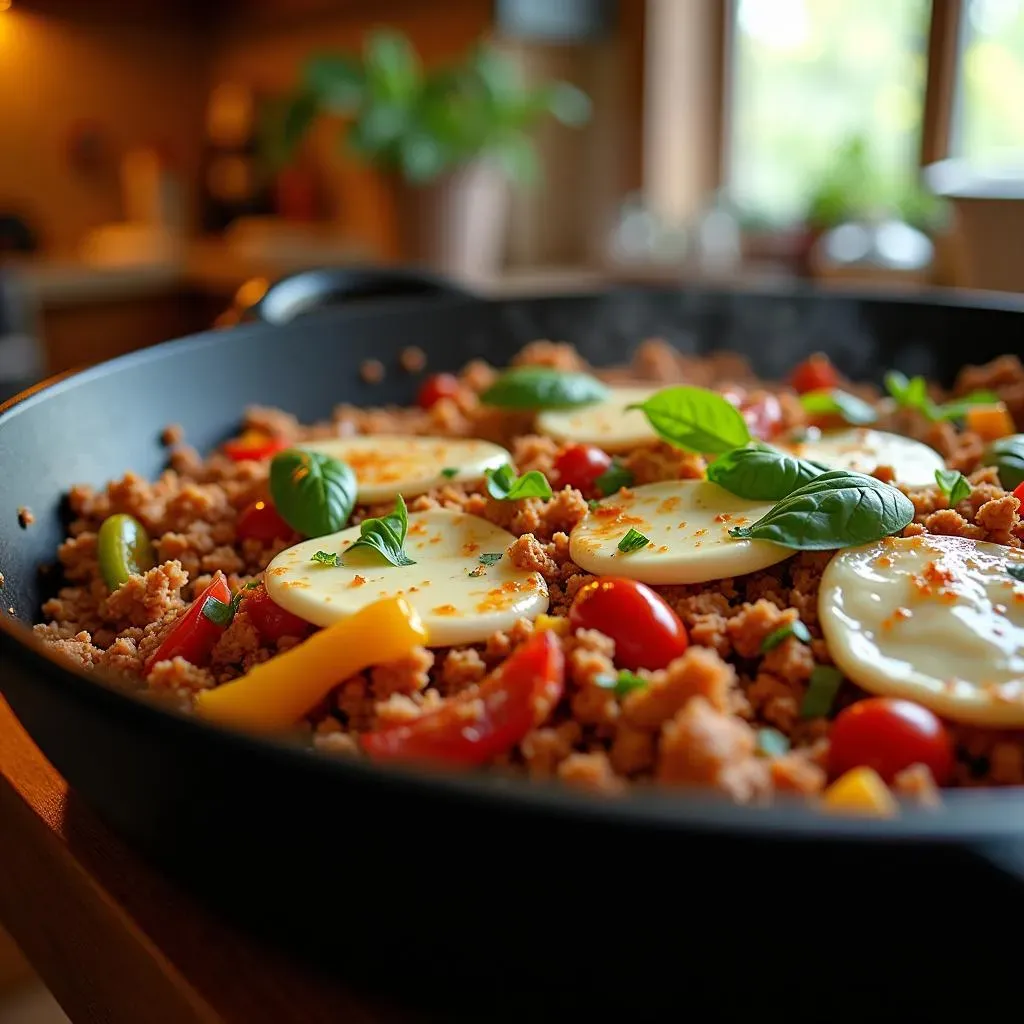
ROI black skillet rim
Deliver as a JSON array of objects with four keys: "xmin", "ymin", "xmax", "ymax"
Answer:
[{"xmin": 5, "ymin": 280, "xmax": 1024, "ymax": 845}]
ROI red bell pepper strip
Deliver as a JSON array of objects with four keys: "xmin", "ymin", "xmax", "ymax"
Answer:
[
  {"xmin": 361, "ymin": 630, "xmax": 565, "ymax": 766},
  {"xmin": 223, "ymin": 430, "xmax": 289, "ymax": 462},
  {"xmin": 144, "ymin": 572, "xmax": 232, "ymax": 674},
  {"xmin": 236, "ymin": 500, "xmax": 297, "ymax": 544}
]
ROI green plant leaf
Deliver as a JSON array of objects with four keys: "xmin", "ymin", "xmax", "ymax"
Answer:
[
  {"xmin": 799, "ymin": 388, "xmax": 877, "ymax": 426},
  {"xmin": 311, "ymin": 550, "xmax": 340, "ymax": 566},
  {"xmin": 595, "ymin": 459, "xmax": 634, "ymax": 497},
  {"xmin": 594, "ymin": 670, "xmax": 648, "ymax": 698},
  {"xmin": 985, "ymin": 434, "xmax": 1024, "ymax": 490},
  {"xmin": 760, "ymin": 619, "xmax": 812, "ymax": 653},
  {"xmin": 201, "ymin": 589, "xmax": 247, "ymax": 628},
  {"xmin": 755, "ymin": 728, "xmax": 791, "ymax": 757},
  {"xmin": 801, "ymin": 666, "xmax": 844, "ymax": 719},
  {"xmin": 628, "ymin": 386, "xmax": 752, "ymax": 454},
  {"xmin": 707, "ymin": 443, "xmax": 827, "ymax": 501},
  {"xmin": 934, "ymin": 468, "xmax": 971, "ymax": 506},
  {"xmin": 303, "ymin": 54, "xmax": 365, "ymax": 112},
  {"xmin": 546, "ymin": 81, "xmax": 591, "ymax": 126},
  {"xmin": 399, "ymin": 132, "xmax": 448, "ymax": 182},
  {"xmin": 277, "ymin": 90, "xmax": 320, "ymax": 163},
  {"xmin": 937, "ymin": 389, "xmax": 1001, "ymax": 421},
  {"xmin": 492, "ymin": 131, "xmax": 539, "ymax": 185},
  {"xmin": 478, "ymin": 552, "xmax": 503, "ymax": 566},
  {"xmin": 363, "ymin": 29, "xmax": 420, "ymax": 105},
  {"xmin": 617, "ymin": 527, "xmax": 649, "ymax": 553},
  {"xmin": 484, "ymin": 464, "xmax": 553, "ymax": 501},
  {"xmin": 343, "ymin": 495, "xmax": 416, "ymax": 567},
  {"xmin": 480, "ymin": 367, "xmax": 608, "ymax": 409},
  {"xmin": 269, "ymin": 449, "xmax": 357, "ymax": 538},
  {"xmin": 728, "ymin": 470, "xmax": 915, "ymax": 550}
]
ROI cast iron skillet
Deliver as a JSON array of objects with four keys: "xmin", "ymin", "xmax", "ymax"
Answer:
[{"xmin": 3, "ymin": 269, "xmax": 1024, "ymax": 1019}]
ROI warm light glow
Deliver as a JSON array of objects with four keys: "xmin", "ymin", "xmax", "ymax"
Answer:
[
  {"xmin": 235, "ymin": 276, "xmax": 268, "ymax": 310},
  {"xmin": 0, "ymin": 1, "xmax": 12, "ymax": 12}
]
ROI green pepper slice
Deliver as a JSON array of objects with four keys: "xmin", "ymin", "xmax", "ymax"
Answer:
[{"xmin": 97, "ymin": 513, "xmax": 156, "ymax": 591}]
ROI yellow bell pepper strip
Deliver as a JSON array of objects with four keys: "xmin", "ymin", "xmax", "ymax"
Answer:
[
  {"xmin": 533, "ymin": 613, "xmax": 570, "ymax": 636},
  {"xmin": 821, "ymin": 766, "xmax": 899, "ymax": 817},
  {"xmin": 965, "ymin": 402, "xmax": 1015, "ymax": 442},
  {"xmin": 193, "ymin": 596, "xmax": 427, "ymax": 733}
]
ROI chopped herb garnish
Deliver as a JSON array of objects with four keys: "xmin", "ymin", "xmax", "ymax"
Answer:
[
  {"xmin": 760, "ymin": 619, "xmax": 812, "ymax": 653},
  {"xmin": 594, "ymin": 670, "xmax": 648, "ymax": 697},
  {"xmin": 342, "ymin": 495, "xmax": 416, "ymax": 567},
  {"xmin": 485, "ymin": 464, "xmax": 553, "ymax": 501},
  {"xmin": 755, "ymin": 728, "xmax": 791, "ymax": 757},
  {"xmin": 617, "ymin": 527, "xmax": 649, "ymax": 553},
  {"xmin": 885, "ymin": 371, "xmax": 998, "ymax": 422},
  {"xmin": 799, "ymin": 388, "xmax": 877, "ymax": 426},
  {"xmin": 628, "ymin": 386, "xmax": 751, "ymax": 454},
  {"xmin": 595, "ymin": 458, "xmax": 634, "ymax": 496},
  {"xmin": 934, "ymin": 468, "xmax": 971, "ymax": 507},
  {"xmin": 201, "ymin": 589, "xmax": 247, "ymax": 628},
  {"xmin": 440, "ymin": 467, "xmax": 459, "ymax": 479},
  {"xmin": 1008, "ymin": 564, "xmax": 1024, "ymax": 583},
  {"xmin": 478, "ymin": 552, "xmax": 503, "ymax": 565},
  {"xmin": 984, "ymin": 434, "xmax": 1024, "ymax": 490},
  {"xmin": 800, "ymin": 666, "xmax": 844, "ymax": 719},
  {"xmin": 311, "ymin": 550, "xmax": 340, "ymax": 566},
  {"xmin": 468, "ymin": 564, "xmax": 486, "ymax": 578},
  {"xmin": 587, "ymin": 498, "xmax": 601, "ymax": 512}
]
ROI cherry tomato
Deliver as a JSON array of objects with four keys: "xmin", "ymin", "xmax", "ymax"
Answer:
[
  {"xmin": 553, "ymin": 444, "xmax": 613, "ymax": 494},
  {"xmin": 724, "ymin": 390, "xmax": 785, "ymax": 441},
  {"xmin": 223, "ymin": 430, "xmax": 289, "ymax": 462},
  {"xmin": 361, "ymin": 630, "xmax": 564, "ymax": 765},
  {"xmin": 790, "ymin": 354, "xmax": 840, "ymax": 395},
  {"xmin": 236, "ymin": 500, "xmax": 296, "ymax": 544},
  {"xmin": 241, "ymin": 583, "xmax": 311, "ymax": 644},
  {"xmin": 144, "ymin": 572, "xmax": 232, "ymax": 674},
  {"xmin": 569, "ymin": 577, "xmax": 688, "ymax": 671},
  {"xmin": 828, "ymin": 697, "xmax": 954, "ymax": 785},
  {"xmin": 417, "ymin": 373, "xmax": 460, "ymax": 409},
  {"xmin": 1012, "ymin": 481, "xmax": 1024, "ymax": 502}
]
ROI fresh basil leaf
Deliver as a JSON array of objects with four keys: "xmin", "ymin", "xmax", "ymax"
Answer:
[
  {"xmin": 311, "ymin": 550, "xmax": 340, "ymax": 566},
  {"xmin": 617, "ymin": 527, "xmax": 649, "ymax": 553},
  {"xmin": 728, "ymin": 470, "xmax": 915, "ymax": 550},
  {"xmin": 936, "ymin": 389, "xmax": 1000, "ymax": 421},
  {"xmin": 1007, "ymin": 564, "xmax": 1024, "ymax": 583},
  {"xmin": 707, "ymin": 443, "xmax": 827, "ymax": 501},
  {"xmin": 628, "ymin": 386, "xmax": 751, "ymax": 454},
  {"xmin": 800, "ymin": 666, "xmax": 843, "ymax": 719},
  {"xmin": 594, "ymin": 670, "xmax": 648, "ymax": 697},
  {"xmin": 760, "ymin": 618, "xmax": 812, "ymax": 653},
  {"xmin": 884, "ymin": 371, "xmax": 939, "ymax": 420},
  {"xmin": 485, "ymin": 464, "xmax": 553, "ymax": 501},
  {"xmin": 755, "ymin": 728, "xmax": 791, "ymax": 757},
  {"xmin": 270, "ymin": 448, "xmax": 357, "ymax": 537},
  {"xmin": 934, "ymin": 468, "xmax": 971, "ymax": 506},
  {"xmin": 201, "ymin": 589, "xmax": 246, "ymax": 628},
  {"xmin": 480, "ymin": 367, "xmax": 609, "ymax": 409},
  {"xmin": 440, "ymin": 467, "xmax": 459, "ymax": 479},
  {"xmin": 343, "ymin": 495, "xmax": 416, "ymax": 567},
  {"xmin": 478, "ymin": 552, "xmax": 503, "ymax": 565},
  {"xmin": 984, "ymin": 434, "xmax": 1024, "ymax": 490},
  {"xmin": 800, "ymin": 388, "xmax": 877, "ymax": 426},
  {"xmin": 595, "ymin": 458, "xmax": 634, "ymax": 497}
]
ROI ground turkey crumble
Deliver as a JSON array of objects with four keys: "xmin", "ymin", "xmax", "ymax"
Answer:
[{"xmin": 25, "ymin": 343, "xmax": 1024, "ymax": 805}]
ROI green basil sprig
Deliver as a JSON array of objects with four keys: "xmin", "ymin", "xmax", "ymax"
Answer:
[
  {"xmin": 343, "ymin": 495, "xmax": 416, "ymax": 567},
  {"xmin": 800, "ymin": 666, "xmax": 844, "ymax": 719},
  {"xmin": 594, "ymin": 669, "xmax": 648, "ymax": 697},
  {"xmin": 480, "ymin": 366, "xmax": 608, "ymax": 409},
  {"xmin": 885, "ymin": 371, "xmax": 998, "ymax": 422},
  {"xmin": 728, "ymin": 470, "xmax": 915, "ymax": 550},
  {"xmin": 270, "ymin": 448, "xmax": 356, "ymax": 537},
  {"xmin": 595, "ymin": 458, "xmax": 634, "ymax": 496},
  {"xmin": 485, "ymin": 464, "xmax": 553, "ymax": 501},
  {"xmin": 934, "ymin": 468, "xmax": 970, "ymax": 506},
  {"xmin": 707, "ymin": 443, "xmax": 828, "ymax": 501},
  {"xmin": 628, "ymin": 386, "xmax": 751, "ymax": 454},
  {"xmin": 202, "ymin": 581, "xmax": 260, "ymax": 628},
  {"xmin": 985, "ymin": 434, "xmax": 1024, "ymax": 490},
  {"xmin": 799, "ymin": 388, "xmax": 877, "ymax": 426}
]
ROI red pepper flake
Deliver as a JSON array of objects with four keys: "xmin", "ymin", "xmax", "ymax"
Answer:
[
  {"xmin": 351, "ymin": 575, "xmax": 366, "ymax": 587},
  {"xmin": 433, "ymin": 604, "xmax": 458, "ymax": 615}
]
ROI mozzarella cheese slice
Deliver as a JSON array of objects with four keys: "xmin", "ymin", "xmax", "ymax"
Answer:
[
  {"xmin": 819, "ymin": 534, "xmax": 1024, "ymax": 726},
  {"xmin": 537, "ymin": 386, "xmax": 659, "ymax": 452},
  {"xmin": 297, "ymin": 436, "xmax": 510, "ymax": 503},
  {"xmin": 264, "ymin": 509, "xmax": 548, "ymax": 647},
  {"xmin": 569, "ymin": 480, "xmax": 791, "ymax": 585},
  {"xmin": 783, "ymin": 428, "xmax": 944, "ymax": 487}
]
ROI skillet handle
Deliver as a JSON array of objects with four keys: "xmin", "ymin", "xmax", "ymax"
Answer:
[
  {"xmin": 971, "ymin": 839, "xmax": 1024, "ymax": 884},
  {"xmin": 251, "ymin": 266, "xmax": 475, "ymax": 325}
]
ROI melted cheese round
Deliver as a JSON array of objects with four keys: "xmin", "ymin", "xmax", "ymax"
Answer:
[
  {"xmin": 536, "ymin": 386, "xmax": 659, "ymax": 452},
  {"xmin": 297, "ymin": 436, "xmax": 510, "ymax": 503},
  {"xmin": 264, "ymin": 509, "xmax": 548, "ymax": 647},
  {"xmin": 784, "ymin": 428, "xmax": 944, "ymax": 487},
  {"xmin": 569, "ymin": 480, "xmax": 791, "ymax": 585},
  {"xmin": 819, "ymin": 534, "xmax": 1024, "ymax": 726}
]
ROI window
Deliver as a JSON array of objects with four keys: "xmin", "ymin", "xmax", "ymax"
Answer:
[
  {"xmin": 954, "ymin": 0, "xmax": 1024, "ymax": 168},
  {"xmin": 727, "ymin": 0, "xmax": 932, "ymax": 226}
]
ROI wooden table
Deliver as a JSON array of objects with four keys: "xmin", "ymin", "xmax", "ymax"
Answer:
[{"xmin": 0, "ymin": 698, "xmax": 416, "ymax": 1024}]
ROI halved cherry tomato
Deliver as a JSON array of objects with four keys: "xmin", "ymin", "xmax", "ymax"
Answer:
[
  {"xmin": 223, "ymin": 430, "xmax": 289, "ymax": 462},
  {"xmin": 360, "ymin": 630, "xmax": 564, "ymax": 765},
  {"xmin": 236, "ymin": 500, "xmax": 297, "ymax": 544},
  {"xmin": 417, "ymin": 373, "xmax": 460, "ymax": 409},
  {"xmin": 1012, "ymin": 481, "xmax": 1024, "ymax": 502},
  {"xmin": 790, "ymin": 354, "xmax": 840, "ymax": 395},
  {"xmin": 553, "ymin": 444, "xmax": 612, "ymax": 495},
  {"xmin": 144, "ymin": 572, "xmax": 232, "ymax": 674},
  {"xmin": 569, "ymin": 577, "xmax": 688, "ymax": 671},
  {"xmin": 828, "ymin": 697, "xmax": 954, "ymax": 786},
  {"xmin": 241, "ymin": 583, "xmax": 311, "ymax": 644}
]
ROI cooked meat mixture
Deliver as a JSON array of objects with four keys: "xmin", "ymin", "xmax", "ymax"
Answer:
[{"xmin": 30, "ymin": 342, "xmax": 1024, "ymax": 813}]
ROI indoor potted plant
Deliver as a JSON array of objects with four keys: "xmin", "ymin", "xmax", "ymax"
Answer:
[{"xmin": 273, "ymin": 30, "xmax": 591, "ymax": 283}]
